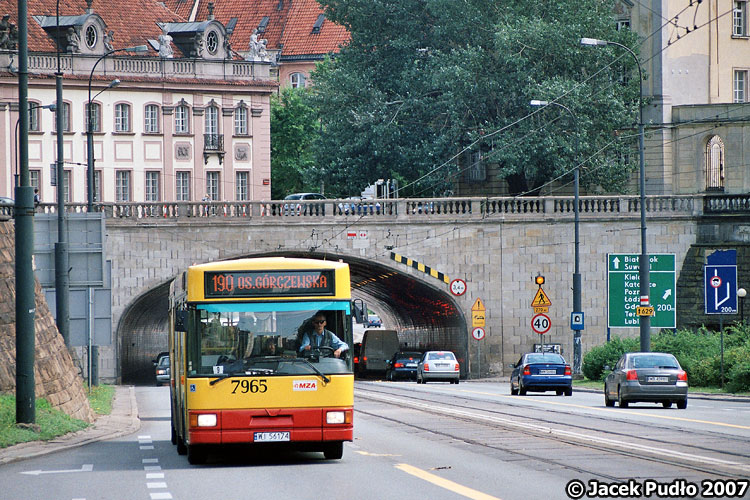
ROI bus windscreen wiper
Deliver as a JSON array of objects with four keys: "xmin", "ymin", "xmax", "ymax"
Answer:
[
  {"xmin": 208, "ymin": 368, "xmax": 276, "ymax": 386},
  {"xmin": 284, "ymin": 358, "xmax": 331, "ymax": 384}
]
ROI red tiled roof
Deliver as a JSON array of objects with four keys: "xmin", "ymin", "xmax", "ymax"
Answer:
[
  {"xmin": 187, "ymin": 0, "xmax": 349, "ymax": 59},
  {"xmin": 1, "ymin": 0, "xmax": 185, "ymax": 55}
]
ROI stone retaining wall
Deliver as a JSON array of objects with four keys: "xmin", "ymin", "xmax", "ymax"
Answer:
[{"xmin": 0, "ymin": 222, "xmax": 94, "ymax": 423}]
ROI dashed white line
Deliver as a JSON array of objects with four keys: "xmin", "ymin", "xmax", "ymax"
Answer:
[
  {"xmin": 147, "ymin": 482, "xmax": 168, "ymax": 489},
  {"xmin": 144, "ymin": 465, "xmax": 162, "ymax": 471},
  {"xmin": 140, "ymin": 445, "xmax": 155, "ymax": 450},
  {"xmin": 142, "ymin": 458, "xmax": 159, "ymax": 464},
  {"xmin": 149, "ymin": 494, "xmax": 173, "ymax": 500},
  {"xmin": 146, "ymin": 473, "xmax": 165, "ymax": 479}
]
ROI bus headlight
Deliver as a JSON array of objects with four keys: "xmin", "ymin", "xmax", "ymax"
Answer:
[
  {"xmin": 326, "ymin": 411, "xmax": 345, "ymax": 424},
  {"xmin": 197, "ymin": 413, "xmax": 217, "ymax": 427}
]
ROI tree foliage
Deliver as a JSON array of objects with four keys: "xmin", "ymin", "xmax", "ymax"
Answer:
[
  {"xmin": 270, "ymin": 88, "xmax": 319, "ymax": 199},
  {"xmin": 308, "ymin": 0, "xmax": 641, "ymax": 197}
]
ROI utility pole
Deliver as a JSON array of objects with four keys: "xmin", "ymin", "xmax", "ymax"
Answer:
[{"xmin": 16, "ymin": 0, "xmax": 37, "ymax": 424}]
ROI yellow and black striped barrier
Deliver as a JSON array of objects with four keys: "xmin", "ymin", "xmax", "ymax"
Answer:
[{"xmin": 390, "ymin": 252, "xmax": 450, "ymax": 284}]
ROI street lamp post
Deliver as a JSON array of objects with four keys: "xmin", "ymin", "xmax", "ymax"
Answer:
[
  {"xmin": 738, "ymin": 288, "xmax": 747, "ymax": 323},
  {"xmin": 530, "ymin": 99, "xmax": 582, "ymax": 373},
  {"xmin": 581, "ymin": 37, "xmax": 650, "ymax": 352},
  {"xmin": 15, "ymin": 103, "xmax": 56, "ymax": 187},
  {"xmin": 87, "ymin": 46, "xmax": 147, "ymax": 211}
]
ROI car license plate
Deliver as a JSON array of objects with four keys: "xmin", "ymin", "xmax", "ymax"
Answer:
[
  {"xmin": 539, "ymin": 369, "xmax": 556, "ymax": 375},
  {"xmin": 406, "ymin": 363, "xmax": 417, "ymax": 368},
  {"xmin": 254, "ymin": 431, "xmax": 290, "ymax": 442},
  {"xmin": 647, "ymin": 376, "xmax": 669, "ymax": 383}
]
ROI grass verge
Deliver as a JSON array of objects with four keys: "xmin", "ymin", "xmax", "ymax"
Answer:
[{"xmin": 0, "ymin": 384, "xmax": 116, "ymax": 449}]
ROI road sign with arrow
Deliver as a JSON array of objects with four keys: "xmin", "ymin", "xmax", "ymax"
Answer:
[{"xmin": 607, "ymin": 253, "xmax": 676, "ymax": 328}]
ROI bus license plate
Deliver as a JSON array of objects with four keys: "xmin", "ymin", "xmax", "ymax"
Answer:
[{"xmin": 254, "ymin": 432, "xmax": 290, "ymax": 442}]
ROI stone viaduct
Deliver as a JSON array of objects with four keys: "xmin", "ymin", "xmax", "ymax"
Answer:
[{"xmin": 28, "ymin": 193, "xmax": 750, "ymax": 383}]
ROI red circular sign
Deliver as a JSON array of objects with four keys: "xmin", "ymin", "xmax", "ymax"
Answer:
[
  {"xmin": 450, "ymin": 278, "xmax": 467, "ymax": 296},
  {"xmin": 531, "ymin": 313, "xmax": 551, "ymax": 335},
  {"xmin": 710, "ymin": 276, "xmax": 722, "ymax": 289}
]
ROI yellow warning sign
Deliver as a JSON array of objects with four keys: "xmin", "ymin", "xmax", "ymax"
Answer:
[
  {"xmin": 531, "ymin": 287, "xmax": 552, "ymax": 307},
  {"xmin": 471, "ymin": 298, "xmax": 485, "ymax": 312}
]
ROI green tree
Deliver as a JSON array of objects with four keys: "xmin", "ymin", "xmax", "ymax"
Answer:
[
  {"xmin": 309, "ymin": 0, "xmax": 640, "ymax": 197},
  {"xmin": 270, "ymin": 88, "xmax": 319, "ymax": 199}
]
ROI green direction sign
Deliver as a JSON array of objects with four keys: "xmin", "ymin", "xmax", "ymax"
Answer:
[{"xmin": 607, "ymin": 254, "xmax": 676, "ymax": 328}]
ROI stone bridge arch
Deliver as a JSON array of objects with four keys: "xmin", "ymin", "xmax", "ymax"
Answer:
[{"xmin": 117, "ymin": 249, "xmax": 468, "ymax": 384}]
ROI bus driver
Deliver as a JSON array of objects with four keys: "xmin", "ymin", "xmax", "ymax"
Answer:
[{"xmin": 299, "ymin": 311, "xmax": 348, "ymax": 358}]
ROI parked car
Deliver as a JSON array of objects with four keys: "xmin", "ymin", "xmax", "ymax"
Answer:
[
  {"xmin": 367, "ymin": 314, "xmax": 382, "ymax": 327},
  {"xmin": 283, "ymin": 193, "xmax": 327, "ymax": 216},
  {"xmin": 604, "ymin": 352, "xmax": 688, "ymax": 408},
  {"xmin": 385, "ymin": 351, "xmax": 422, "ymax": 381},
  {"xmin": 155, "ymin": 355, "xmax": 170, "ymax": 386},
  {"xmin": 509, "ymin": 352, "xmax": 572, "ymax": 396},
  {"xmin": 416, "ymin": 351, "xmax": 460, "ymax": 384}
]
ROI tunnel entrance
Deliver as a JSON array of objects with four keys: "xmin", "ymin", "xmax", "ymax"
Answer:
[{"xmin": 117, "ymin": 252, "xmax": 469, "ymax": 383}]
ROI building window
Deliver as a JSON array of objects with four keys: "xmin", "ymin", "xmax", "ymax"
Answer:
[
  {"xmin": 616, "ymin": 19, "xmax": 630, "ymax": 31},
  {"xmin": 145, "ymin": 171, "xmax": 160, "ymax": 201},
  {"xmin": 87, "ymin": 170, "xmax": 102, "ymax": 202},
  {"xmin": 235, "ymin": 105, "xmax": 248, "ymax": 135},
  {"xmin": 63, "ymin": 170, "xmax": 71, "ymax": 203},
  {"xmin": 290, "ymin": 72, "xmax": 306, "ymax": 89},
  {"xmin": 175, "ymin": 104, "xmax": 190, "ymax": 134},
  {"xmin": 176, "ymin": 171, "xmax": 191, "ymax": 201},
  {"xmin": 30, "ymin": 170, "xmax": 40, "ymax": 191},
  {"xmin": 116, "ymin": 170, "xmax": 131, "ymax": 201},
  {"xmin": 86, "ymin": 102, "xmax": 102, "ymax": 132},
  {"xmin": 465, "ymin": 150, "xmax": 486, "ymax": 182},
  {"xmin": 205, "ymin": 105, "xmax": 219, "ymax": 135},
  {"xmin": 115, "ymin": 103, "xmax": 131, "ymax": 132},
  {"xmin": 706, "ymin": 136, "xmax": 725, "ymax": 192},
  {"xmin": 734, "ymin": 70, "xmax": 747, "ymax": 102},
  {"xmin": 144, "ymin": 104, "xmax": 160, "ymax": 133},
  {"xmin": 53, "ymin": 102, "xmax": 71, "ymax": 132},
  {"xmin": 28, "ymin": 102, "xmax": 41, "ymax": 132},
  {"xmin": 85, "ymin": 25, "xmax": 97, "ymax": 48},
  {"xmin": 311, "ymin": 14, "xmax": 325, "ymax": 34},
  {"xmin": 206, "ymin": 31, "xmax": 218, "ymax": 54},
  {"xmin": 734, "ymin": 1, "xmax": 748, "ymax": 36},
  {"xmin": 206, "ymin": 171, "xmax": 220, "ymax": 201},
  {"xmin": 236, "ymin": 171, "xmax": 249, "ymax": 200}
]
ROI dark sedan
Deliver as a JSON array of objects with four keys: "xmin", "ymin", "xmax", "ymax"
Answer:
[
  {"xmin": 604, "ymin": 352, "xmax": 688, "ymax": 408},
  {"xmin": 385, "ymin": 351, "xmax": 422, "ymax": 381},
  {"xmin": 510, "ymin": 353, "xmax": 572, "ymax": 396}
]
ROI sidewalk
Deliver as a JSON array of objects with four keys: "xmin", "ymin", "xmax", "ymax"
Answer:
[{"xmin": 0, "ymin": 385, "xmax": 140, "ymax": 465}]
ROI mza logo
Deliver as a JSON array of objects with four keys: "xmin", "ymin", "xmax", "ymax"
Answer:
[{"xmin": 293, "ymin": 380, "xmax": 318, "ymax": 391}]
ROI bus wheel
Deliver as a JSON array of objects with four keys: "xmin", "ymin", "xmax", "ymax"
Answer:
[
  {"xmin": 323, "ymin": 442, "xmax": 343, "ymax": 460},
  {"xmin": 176, "ymin": 436, "xmax": 187, "ymax": 455},
  {"xmin": 188, "ymin": 444, "xmax": 207, "ymax": 464}
]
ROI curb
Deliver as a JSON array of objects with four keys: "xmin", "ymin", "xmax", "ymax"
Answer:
[{"xmin": 0, "ymin": 385, "xmax": 140, "ymax": 465}]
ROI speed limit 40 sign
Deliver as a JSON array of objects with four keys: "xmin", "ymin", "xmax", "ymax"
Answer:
[{"xmin": 531, "ymin": 313, "xmax": 551, "ymax": 335}]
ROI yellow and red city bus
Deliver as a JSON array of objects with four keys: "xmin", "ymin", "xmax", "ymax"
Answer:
[{"xmin": 168, "ymin": 257, "xmax": 354, "ymax": 464}]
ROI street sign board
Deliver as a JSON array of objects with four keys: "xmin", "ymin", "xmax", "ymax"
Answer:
[
  {"xmin": 471, "ymin": 327, "xmax": 485, "ymax": 341},
  {"xmin": 570, "ymin": 312, "xmax": 584, "ymax": 331},
  {"xmin": 531, "ymin": 287, "xmax": 552, "ymax": 307},
  {"xmin": 531, "ymin": 313, "xmax": 551, "ymax": 334},
  {"xmin": 471, "ymin": 297, "xmax": 486, "ymax": 327},
  {"xmin": 704, "ymin": 249, "xmax": 737, "ymax": 315},
  {"xmin": 607, "ymin": 253, "xmax": 676, "ymax": 328},
  {"xmin": 450, "ymin": 278, "xmax": 467, "ymax": 296}
]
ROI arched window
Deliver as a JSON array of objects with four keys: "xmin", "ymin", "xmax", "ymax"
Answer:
[
  {"xmin": 175, "ymin": 103, "xmax": 190, "ymax": 134},
  {"xmin": 144, "ymin": 104, "xmax": 160, "ymax": 133},
  {"xmin": 115, "ymin": 103, "xmax": 131, "ymax": 132},
  {"xmin": 290, "ymin": 72, "xmax": 306, "ymax": 89},
  {"xmin": 705, "ymin": 135, "xmax": 725, "ymax": 191},
  {"xmin": 234, "ymin": 103, "xmax": 248, "ymax": 136}
]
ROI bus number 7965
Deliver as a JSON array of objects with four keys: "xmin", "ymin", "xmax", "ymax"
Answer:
[{"xmin": 231, "ymin": 379, "xmax": 268, "ymax": 394}]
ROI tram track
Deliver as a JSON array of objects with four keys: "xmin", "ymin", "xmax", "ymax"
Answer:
[{"xmin": 354, "ymin": 383, "xmax": 750, "ymax": 480}]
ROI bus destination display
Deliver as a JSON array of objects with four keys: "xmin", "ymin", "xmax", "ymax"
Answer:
[{"xmin": 205, "ymin": 270, "xmax": 335, "ymax": 298}]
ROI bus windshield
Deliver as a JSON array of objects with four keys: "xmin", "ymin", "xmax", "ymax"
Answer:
[{"xmin": 186, "ymin": 305, "xmax": 353, "ymax": 377}]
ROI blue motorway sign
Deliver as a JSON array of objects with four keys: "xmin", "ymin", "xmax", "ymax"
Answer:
[{"xmin": 704, "ymin": 250, "xmax": 738, "ymax": 315}]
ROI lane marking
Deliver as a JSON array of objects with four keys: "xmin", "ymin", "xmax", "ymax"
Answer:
[
  {"xmin": 144, "ymin": 465, "xmax": 162, "ymax": 471},
  {"xmin": 355, "ymin": 451, "xmax": 401, "ymax": 457},
  {"xmin": 140, "ymin": 445, "xmax": 155, "ymax": 450},
  {"xmin": 449, "ymin": 387, "xmax": 750, "ymax": 430},
  {"xmin": 146, "ymin": 473, "xmax": 165, "ymax": 479},
  {"xmin": 147, "ymin": 482, "xmax": 168, "ymax": 489},
  {"xmin": 364, "ymin": 392, "xmax": 750, "ymax": 473},
  {"xmin": 149, "ymin": 494, "xmax": 172, "ymax": 500},
  {"xmin": 395, "ymin": 463, "xmax": 501, "ymax": 500},
  {"xmin": 21, "ymin": 464, "xmax": 93, "ymax": 475},
  {"xmin": 142, "ymin": 458, "xmax": 159, "ymax": 464}
]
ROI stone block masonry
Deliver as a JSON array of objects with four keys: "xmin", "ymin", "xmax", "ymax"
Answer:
[{"xmin": 0, "ymin": 222, "xmax": 94, "ymax": 423}]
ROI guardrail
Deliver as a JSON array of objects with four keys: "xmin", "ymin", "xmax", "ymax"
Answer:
[{"xmin": 20, "ymin": 194, "xmax": 721, "ymax": 221}]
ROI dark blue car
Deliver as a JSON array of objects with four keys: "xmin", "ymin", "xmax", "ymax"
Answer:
[
  {"xmin": 385, "ymin": 351, "xmax": 422, "ymax": 381},
  {"xmin": 510, "ymin": 353, "xmax": 572, "ymax": 396}
]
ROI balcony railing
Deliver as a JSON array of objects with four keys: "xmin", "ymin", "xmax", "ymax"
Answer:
[{"xmin": 203, "ymin": 134, "xmax": 225, "ymax": 164}]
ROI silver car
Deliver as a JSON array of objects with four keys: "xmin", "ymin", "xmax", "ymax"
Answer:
[
  {"xmin": 604, "ymin": 352, "xmax": 688, "ymax": 409},
  {"xmin": 416, "ymin": 351, "xmax": 460, "ymax": 384}
]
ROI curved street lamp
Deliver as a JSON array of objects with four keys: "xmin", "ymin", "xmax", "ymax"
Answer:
[
  {"xmin": 580, "ymin": 37, "xmax": 650, "ymax": 352},
  {"xmin": 530, "ymin": 99, "xmax": 582, "ymax": 373},
  {"xmin": 87, "ymin": 45, "xmax": 148, "ymax": 211}
]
